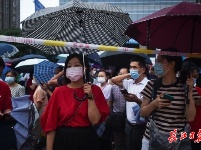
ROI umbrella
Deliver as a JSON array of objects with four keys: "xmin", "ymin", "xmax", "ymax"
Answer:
[
  {"xmin": 3, "ymin": 57, "xmax": 19, "ymax": 67},
  {"xmin": 15, "ymin": 59, "xmax": 47, "ymax": 68},
  {"xmin": 14, "ymin": 58, "xmax": 48, "ymax": 73},
  {"xmin": 0, "ymin": 43, "xmax": 19, "ymax": 58},
  {"xmin": 57, "ymin": 52, "xmax": 103, "ymax": 66},
  {"xmin": 34, "ymin": 60, "xmax": 59, "ymax": 83},
  {"xmin": 12, "ymin": 54, "xmax": 46, "ymax": 65},
  {"xmin": 125, "ymin": 1, "xmax": 201, "ymax": 54},
  {"xmin": 10, "ymin": 95, "xmax": 39, "ymax": 150},
  {"xmin": 21, "ymin": 0, "xmax": 132, "ymax": 55},
  {"xmin": 100, "ymin": 51, "xmax": 152, "ymax": 68},
  {"xmin": 125, "ymin": 1, "xmax": 201, "ymax": 105},
  {"xmin": 11, "ymin": 54, "xmax": 47, "ymax": 73},
  {"xmin": 123, "ymin": 39, "xmax": 139, "ymax": 48}
]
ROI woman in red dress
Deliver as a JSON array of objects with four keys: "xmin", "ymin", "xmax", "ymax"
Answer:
[{"xmin": 41, "ymin": 53, "xmax": 110, "ymax": 150}]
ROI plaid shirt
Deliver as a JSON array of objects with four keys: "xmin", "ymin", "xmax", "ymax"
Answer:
[{"xmin": 111, "ymin": 85, "xmax": 126, "ymax": 112}]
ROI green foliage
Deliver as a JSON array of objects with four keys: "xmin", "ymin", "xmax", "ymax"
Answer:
[{"xmin": 0, "ymin": 28, "xmax": 22, "ymax": 36}]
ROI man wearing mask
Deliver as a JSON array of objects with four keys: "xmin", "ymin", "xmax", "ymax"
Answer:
[{"xmin": 111, "ymin": 56, "xmax": 149, "ymax": 150}]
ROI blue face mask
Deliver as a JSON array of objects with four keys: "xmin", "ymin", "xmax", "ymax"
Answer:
[
  {"xmin": 154, "ymin": 62, "xmax": 165, "ymax": 76},
  {"xmin": 5, "ymin": 77, "xmax": 15, "ymax": 84},
  {"xmin": 130, "ymin": 69, "xmax": 140, "ymax": 80}
]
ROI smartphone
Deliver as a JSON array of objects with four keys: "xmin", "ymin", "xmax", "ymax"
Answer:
[
  {"xmin": 120, "ymin": 89, "xmax": 129, "ymax": 95},
  {"xmin": 162, "ymin": 94, "xmax": 174, "ymax": 101}
]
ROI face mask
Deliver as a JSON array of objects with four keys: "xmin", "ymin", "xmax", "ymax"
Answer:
[
  {"xmin": 32, "ymin": 79, "xmax": 37, "ymax": 85},
  {"xmin": 193, "ymin": 78, "xmax": 196, "ymax": 86},
  {"xmin": 92, "ymin": 71, "xmax": 96, "ymax": 75},
  {"xmin": 130, "ymin": 69, "xmax": 141, "ymax": 80},
  {"xmin": 97, "ymin": 77, "xmax": 106, "ymax": 83},
  {"xmin": 154, "ymin": 62, "xmax": 165, "ymax": 76},
  {"xmin": 5, "ymin": 77, "xmax": 15, "ymax": 84},
  {"xmin": 66, "ymin": 67, "xmax": 83, "ymax": 81}
]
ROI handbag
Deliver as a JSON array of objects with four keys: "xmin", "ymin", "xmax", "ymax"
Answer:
[
  {"xmin": 149, "ymin": 79, "xmax": 192, "ymax": 150},
  {"xmin": 105, "ymin": 111, "xmax": 126, "ymax": 131},
  {"xmin": 149, "ymin": 119, "xmax": 191, "ymax": 150}
]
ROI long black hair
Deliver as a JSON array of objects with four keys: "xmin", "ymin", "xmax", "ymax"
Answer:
[
  {"xmin": 5, "ymin": 70, "xmax": 18, "ymax": 82},
  {"xmin": 64, "ymin": 53, "xmax": 91, "ymax": 83},
  {"xmin": 180, "ymin": 61, "xmax": 198, "ymax": 84},
  {"xmin": 159, "ymin": 48, "xmax": 183, "ymax": 74}
]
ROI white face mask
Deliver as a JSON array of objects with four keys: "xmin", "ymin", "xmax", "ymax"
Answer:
[
  {"xmin": 32, "ymin": 79, "xmax": 37, "ymax": 85},
  {"xmin": 92, "ymin": 70, "xmax": 96, "ymax": 75},
  {"xmin": 97, "ymin": 77, "xmax": 106, "ymax": 83},
  {"xmin": 66, "ymin": 67, "xmax": 83, "ymax": 81}
]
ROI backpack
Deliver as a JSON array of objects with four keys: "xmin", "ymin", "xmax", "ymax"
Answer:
[{"xmin": 151, "ymin": 77, "xmax": 162, "ymax": 100}]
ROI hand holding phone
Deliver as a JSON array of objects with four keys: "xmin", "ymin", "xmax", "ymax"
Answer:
[
  {"xmin": 162, "ymin": 94, "xmax": 174, "ymax": 101},
  {"xmin": 120, "ymin": 89, "xmax": 129, "ymax": 95}
]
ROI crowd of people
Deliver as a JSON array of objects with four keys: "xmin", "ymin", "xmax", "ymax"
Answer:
[{"xmin": 0, "ymin": 47, "xmax": 201, "ymax": 150}]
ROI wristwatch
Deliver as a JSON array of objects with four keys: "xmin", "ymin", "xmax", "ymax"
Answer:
[{"xmin": 88, "ymin": 94, "xmax": 94, "ymax": 100}]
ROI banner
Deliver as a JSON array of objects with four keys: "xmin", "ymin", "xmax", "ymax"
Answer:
[{"xmin": 0, "ymin": 35, "xmax": 201, "ymax": 58}]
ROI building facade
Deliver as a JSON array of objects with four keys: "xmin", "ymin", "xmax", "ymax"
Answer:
[
  {"xmin": 59, "ymin": 0, "xmax": 196, "ymax": 21},
  {"xmin": 0, "ymin": 0, "xmax": 20, "ymax": 29}
]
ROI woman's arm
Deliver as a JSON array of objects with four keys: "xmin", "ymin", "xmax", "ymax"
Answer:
[
  {"xmin": 185, "ymin": 91, "xmax": 196, "ymax": 122},
  {"xmin": 41, "ymin": 84, "xmax": 52, "ymax": 97},
  {"xmin": 84, "ymin": 83, "xmax": 101, "ymax": 125},
  {"xmin": 88, "ymin": 99, "xmax": 101, "ymax": 125},
  {"xmin": 185, "ymin": 78, "xmax": 196, "ymax": 122},
  {"xmin": 48, "ymin": 70, "xmax": 64, "ymax": 86},
  {"xmin": 140, "ymin": 94, "xmax": 171, "ymax": 117},
  {"xmin": 140, "ymin": 98, "xmax": 156, "ymax": 117},
  {"xmin": 46, "ymin": 130, "xmax": 56, "ymax": 150}
]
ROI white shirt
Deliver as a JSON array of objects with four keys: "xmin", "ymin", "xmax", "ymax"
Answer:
[
  {"xmin": 123, "ymin": 77, "xmax": 149, "ymax": 123},
  {"xmin": 96, "ymin": 83, "xmax": 112, "ymax": 101}
]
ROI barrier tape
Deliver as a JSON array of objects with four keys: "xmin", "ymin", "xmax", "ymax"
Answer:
[{"xmin": 0, "ymin": 35, "xmax": 201, "ymax": 58}]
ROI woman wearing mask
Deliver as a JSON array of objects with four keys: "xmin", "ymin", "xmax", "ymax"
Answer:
[
  {"xmin": 96, "ymin": 69, "xmax": 113, "ymax": 103},
  {"xmin": 96, "ymin": 69, "xmax": 113, "ymax": 150},
  {"xmin": 5, "ymin": 70, "xmax": 25, "ymax": 97},
  {"xmin": 41, "ymin": 53, "xmax": 109, "ymax": 150},
  {"xmin": 140, "ymin": 48, "xmax": 201, "ymax": 150}
]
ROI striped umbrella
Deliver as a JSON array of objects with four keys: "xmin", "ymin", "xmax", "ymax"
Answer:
[{"xmin": 21, "ymin": 0, "xmax": 132, "ymax": 55}]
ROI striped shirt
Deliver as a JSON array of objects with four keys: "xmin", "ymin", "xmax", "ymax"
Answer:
[{"xmin": 141, "ymin": 79, "xmax": 200, "ymax": 140}]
